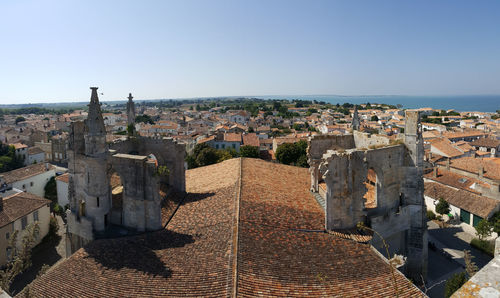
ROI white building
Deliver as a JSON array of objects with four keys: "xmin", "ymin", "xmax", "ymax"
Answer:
[
  {"xmin": 0, "ymin": 190, "xmax": 51, "ymax": 266},
  {"xmin": 424, "ymin": 181, "xmax": 500, "ymax": 231},
  {"xmin": 27, "ymin": 146, "xmax": 45, "ymax": 165},
  {"xmin": 0, "ymin": 163, "xmax": 56, "ymax": 198},
  {"xmin": 56, "ymin": 173, "xmax": 69, "ymax": 207}
]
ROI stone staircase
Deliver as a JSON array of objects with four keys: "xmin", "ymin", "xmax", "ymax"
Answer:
[{"xmin": 311, "ymin": 191, "xmax": 325, "ymax": 210}]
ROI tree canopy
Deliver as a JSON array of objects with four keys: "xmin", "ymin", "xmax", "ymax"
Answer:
[
  {"xmin": 239, "ymin": 145, "xmax": 259, "ymax": 158},
  {"xmin": 275, "ymin": 140, "xmax": 308, "ymax": 168},
  {"xmin": 435, "ymin": 198, "xmax": 450, "ymax": 215},
  {"xmin": 135, "ymin": 114, "xmax": 155, "ymax": 125},
  {"xmin": 0, "ymin": 144, "xmax": 25, "ymax": 173}
]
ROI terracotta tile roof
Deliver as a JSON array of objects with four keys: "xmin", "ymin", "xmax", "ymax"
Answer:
[
  {"xmin": 27, "ymin": 146, "xmax": 44, "ymax": 155},
  {"xmin": 1, "ymin": 163, "xmax": 53, "ymax": 184},
  {"xmin": 242, "ymin": 133, "xmax": 259, "ymax": 147},
  {"xmin": 197, "ymin": 135, "xmax": 215, "ymax": 144},
  {"xmin": 224, "ymin": 133, "xmax": 242, "ymax": 142},
  {"xmin": 475, "ymin": 150, "xmax": 491, "ymax": 156},
  {"xmin": 0, "ymin": 191, "xmax": 50, "ymax": 228},
  {"xmin": 438, "ymin": 157, "xmax": 500, "ymax": 180},
  {"xmin": 237, "ymin": 159, "xmax": 422, "ymax": 297},
  {"xmin": 430, "ymin": 138, "xmax": 467, "ymax": 158},
  {"xmin": 25, "ymin": 158, "xmax": 422, "ymax": 297},
  {"xmin": 424, "ymin": 168, "xmax": 490, "ymax": 194},
  {"xmin": 9, "ymin": 143, "xmax": 27, "ymax": 150},
  {"xmin": 424, "ymin": 182, "xmax": 500, "ymax": 218},
  {"xmin": 442, "ymin": 130, "xmax": 488, "ymax": 139},
  {"xmin": 55, "ymin": 173, "xmax": 69, "ymax": 184},
  {"xmin": 469, "ymin": 138, "xmax": 500, "ymax": 148}
]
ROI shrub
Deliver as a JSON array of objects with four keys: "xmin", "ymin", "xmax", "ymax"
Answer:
[
  {"xmin": 436, "ymin": 198, "xmax": 450, "ymax": 216},
  {"xmin": 48, "ymin": 215, "xmax": 59, "ymax": 238},
  {"xmin": 239, "ymin": 145, "xmax": 259, "ymax": 158},
  {"xmin": 470, "ymin": 238, "xmax": 494, "ymax": 257},
  {"xmin": 444, "ymin": 271, "xmax": 467, "ymax": 298},
  {"xmin": 475, "ymin": 219, "xmax": 492, "ymax": 240},
  {"xmin": 275, "ymin": 140, "xmax": 308, "ymax": 167},
  {"xmin": 426, "ymin": 210, "xmax": 436, "ymax": 221},
  {"xmin": 53, "ymin": 203, "xmax": 64, "ymax": 216}
]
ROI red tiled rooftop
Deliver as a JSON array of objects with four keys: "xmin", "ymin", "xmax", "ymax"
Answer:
[{"xmin": 25, "ymin": 158, "xmax": 423, "ymax": 297}]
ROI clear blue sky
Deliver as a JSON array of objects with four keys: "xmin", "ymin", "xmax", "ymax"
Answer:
[{"xmin": 1, "ymin": 0, "xmax": 499, "ymax": 103}]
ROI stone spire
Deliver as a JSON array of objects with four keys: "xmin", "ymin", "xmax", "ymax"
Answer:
[
  {"xmin": 352, "ymin": 105, "xmax": 360, "ymax": 131},
  {"xmin": 126, "ymin": 93, "xmax": 136, "ymax": 125},
  {"xmin": 86, "ymin": 87, "xmax": 106, "ymax": 136},
  {"xmin": 84, "ymin": 87, "xmax": 107, "ymax": 156}
]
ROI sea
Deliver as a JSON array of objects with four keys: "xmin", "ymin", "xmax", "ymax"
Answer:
[{"xmin": 254, "ymin": 95, "xmax": 499, "ymax": 113}]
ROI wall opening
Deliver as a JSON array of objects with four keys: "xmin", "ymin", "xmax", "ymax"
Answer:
[
  {"xmin": 109, "ymin": 170, "xmax": 124, "ymax": 225},
  {"xmin": 363, "ymin": 168, "xmax": 378, "ymax": 209}
]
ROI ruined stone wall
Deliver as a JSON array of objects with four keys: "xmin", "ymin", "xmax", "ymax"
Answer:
[
  {"xmin": 320, "ymin": 149, "xmax": 367, "ymax": 229},
  {"xmin": 364, "ymin": 145, "xmax": 406, "ymax": 212},
  {"xmin": 307, "ymin": 134, "xmax": 355, "ymax": 160},
  {"xmin": 402, "ymin": 110, "xmax": 428, "ymax": 281},
  {"xmin": 353, "ymin": 130, "xmax": 391, "ymax": 149},
  {"xmin": 307, "ymin": 134, "xmax": 355, "ymax": 192},
  {"xmin": 110, "ymin": 154, "xmax": 162, "ymax": 232},
  {"xmin": 313, "ymin": 110, "xmax": 428, "ymax": 280},
  {"xmin": 110, "ymin": 136, "xmax": 186, "ymax": 192},
  {"xmin": 65, "ymin": 211, "xmax": 93, "ymax": 256}
]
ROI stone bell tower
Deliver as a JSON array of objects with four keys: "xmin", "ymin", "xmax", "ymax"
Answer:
[
  {"xmin": 126, "ymin": 93, "xmax": 136, "ymax": 126},
  {"xmin": 351, "ymin": 105, "xmax": 360, "ymax": 131}
]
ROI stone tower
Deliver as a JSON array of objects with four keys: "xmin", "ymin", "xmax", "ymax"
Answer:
[
  {"xmin": 351, "ymin": 105, "xmax": 360, "ymax": 131},
  {"xmin": 66, "ymin": 87, "xmax": 186, "ymax": 256},
  {"xmin": 402, "ymin": 110, "xmax": 428, "ymax": 281},
  {"xmin": 66, "ymin": 87, "xmax": 112, "ymax": 254},
  {"xmin": 81, "ymin": 87, "xmax": 111, "ymax": 232},
  {"xmin": 126, "ymin": 93, "xmax": 136, "ymax": 126}
]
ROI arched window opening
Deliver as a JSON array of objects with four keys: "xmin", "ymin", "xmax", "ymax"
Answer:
[{"xmin": 363, "ymin": 168, "xmax": 378, "ymax": 209}]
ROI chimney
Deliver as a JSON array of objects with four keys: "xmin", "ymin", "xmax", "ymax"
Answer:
[
  {"xmin": 479, "ymin": 166, "xmax": 484, "ymax": 178},
  {"xmin": 433, "ymin": 167, "xmax": 438, "ymax": 178},
  {"xmin": 446, "ymin": 158, "xmax": 450, "ymax": 170}
]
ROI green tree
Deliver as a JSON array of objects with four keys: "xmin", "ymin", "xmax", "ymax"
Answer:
[
  {"xmin": 196, "ymin": 147, "xmax": 220, "ymax": 167},
  {"xmin": 135, "ymin": 114, "xmax": 155, "ymax": 124},
  {"xmin": 489, "ymin": 211, "xmax": 500, "ymax": 234},
  {"xmin": 370, "ymin": 115, "xmax": 379, "ymax": 121},
  {"xmin": 475, "ymin": 219, "xmax": 492, "ymax": 240},
  {"xmin": 444, "ymin": 272, "xmax": 467, "ymax": 298},
  {"xmin": 240, "ymin": 146, "xmax": 259, "ymax": 158},
  {"xmin": 185, "ymin": 154, "xmax": 197, "ymax": 169},
  {"xmin": 217, "ymin": 150, "xmax": 233, "ymax": 163},
  {"xmin": 435, "ymin": 198, "xmax": 450, "ymax": 216},
  {"xmin": 276, "ymin": 143, "xmax": 299, "ymax": 165},
  {"xmin": 127, "ymin": 123, "xmax": 136, "ymax": 136},
  {"xmin": 15, "ymin": 116, "xmax": 26, "ymax": 124},
  {"xmin": 0, "ymin": 223, "xmax": 40, "ymax": 295},
  {"xmin": 296, "ymin": 155, "xmax": 308, "ymax": 167},
  {"xmin": 275, "ymin": 140, "xmax": 308, "ymax": 167},
  {"xmin": 44, "ymin": 176, "xmax": 58, "ymax": 209}
]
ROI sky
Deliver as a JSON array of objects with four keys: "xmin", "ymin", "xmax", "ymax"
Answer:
[{"xmin": 1, "ymin": 0, "xmax": 500, "ymax": 103}]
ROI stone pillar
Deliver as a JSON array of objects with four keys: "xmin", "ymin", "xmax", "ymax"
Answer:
[
  {"xmin": 321, "ymin": 150, "xmax": 366, "ymax": 230},
  {"xmin": 309, "ymin": 160, "xmax": 319, "ymax": 192},
  {"xmin": 403, "ymin": 110, "xmax": 428, "ymax": 282}
]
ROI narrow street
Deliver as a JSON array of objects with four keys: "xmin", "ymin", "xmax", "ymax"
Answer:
[{"xmin": 426, "ymin": 221, "xmax": 493, "ymax": 298}]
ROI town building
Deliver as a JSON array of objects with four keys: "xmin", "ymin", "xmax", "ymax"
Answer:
[
  {"xmin": 0, "ymin": 190, "xmax": 51, "ymax": 266},
  {"xmin": 0, "ymin": 163, "xmax": 55, "ymax": 197}
]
